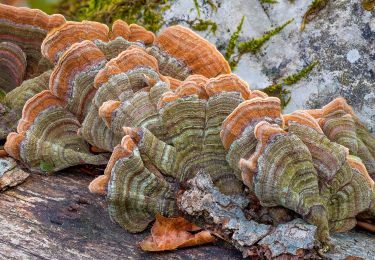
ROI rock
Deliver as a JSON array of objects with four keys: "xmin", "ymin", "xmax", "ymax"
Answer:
[
  {"xmin": 0, "ymin": 157, "xmax": 29, "ymax": 191},
  {"xmin": 161, "ymin": 0, "xmax": 375, "ymax": 133}
]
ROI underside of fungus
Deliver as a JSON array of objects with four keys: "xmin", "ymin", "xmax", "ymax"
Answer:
[{"xmin": 0, "ymin": 4, "xmax": 374, "ymax": 257}]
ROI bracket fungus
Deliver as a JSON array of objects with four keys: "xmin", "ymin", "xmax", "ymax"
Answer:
[
  {"xmin": 0, "ymin": 4, "xmax": 65, "ymax": 139},
  {"xmin": 0, "ymin": 42, "xmax": 26, "ymax": 92},
  {"xmin": 4, "ymin": 90, "xmax": 108, "ymax": 173},
  {"xmin": 0, "ymin": 4, "xmax": 65, "ymax": 79},
  {"xmin": 149, "ymin": 25, "xmax": 231, "ymax": 80},
  {"xmin": 1, "ymin": 5, "xmax": 374, "ymax": 256}
]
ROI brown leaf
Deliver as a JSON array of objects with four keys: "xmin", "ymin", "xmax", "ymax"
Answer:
[
  {"xmin": 356, "ymin": 221, "xmax": 375, "ymax": 233},
  {"xmin": 139, "ymin": 214, "xmax": 215, "ymax": 251},
  {"xmin": 345, "ymin": 256, "xmax": 365, "ymax": 260},
  {"xmin": 0, "ymin": 149, "xmax": 8, "ymax": 157}
]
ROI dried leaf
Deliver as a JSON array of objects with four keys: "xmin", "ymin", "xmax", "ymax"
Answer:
[
  {"xmin": 139, "ymin": 214, "xmax": 215, "ymax": 251},
  {"xmin": 345, "ymin": 256, "xmax": 365, "ymax": 260}
]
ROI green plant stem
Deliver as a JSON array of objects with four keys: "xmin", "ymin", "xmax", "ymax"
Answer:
[
  {"xmin": 238, "ymin": 19, "xmax": 293, "ymax": 54},
  {"xmin": 225, "ymin": 16, "xmax": 245, "ymax": 68}
]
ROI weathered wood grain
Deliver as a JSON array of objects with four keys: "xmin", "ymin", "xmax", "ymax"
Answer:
[
  {"xmin": 0, "ymin": 168, "xmax": 242, "ymax": 260},
  {"xmin": 0, "ymin": 167, "xmax": 374, "ymax": 259}
]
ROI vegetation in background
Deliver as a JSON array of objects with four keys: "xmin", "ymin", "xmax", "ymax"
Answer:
[
  {"xmin": 53, "ymin": 0, "xmax": 221, "ymax": 33},
  {"xmin": 27, "ymin": 0, "xmax": 59, "ymax": 14},
  {"xmin": 300, "ymin": 0, "xmax": 329, "ymax": 31},
  {"xmin": 54, "ymin": 0, "xmax": 170, "ymax": 32},
  {"xmin": 263, "ymin": 60, "xmax": 319, "ymax": 108},
  {"xmin": 225, "ymin": 16, "xmax": 245, "ymax": 69},
  {"xmin": 238, "ymin": 19, "xmax": 293, "ymax": 54}
]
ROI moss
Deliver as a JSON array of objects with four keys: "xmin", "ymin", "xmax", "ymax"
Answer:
[
  {"xmin": 263, "ymin": 83, "xmax": 291, "ymax": 108},
  {"xmin": 238, "ymin": 19, "xmax": 293, "ymax": 54},
  {"xmin": 300, "ymin": 0, "xmax": 329, "ymax": 31},
  {"xmin": 0, "ymin": 89, "xmax": 5, "ymax": 103},
  {"xmin": 192, "ymin": 19, "xmax": 217, "ymax": 33},
  {"xmin": 263, "ymin": 60, "xmax": 319, "ymax": 108},
  {"xmin": 54, "ymin": 0, "xmax": 170, "ymax": 32},
  {"xmin": 193, "ymin": 0, "xmax": 201, "ymax": 18},
  {"xmin": 40, "ymin": 161, "xmax": 54, "ymax": 173},
  {"xmin": 260, "ymin": 0, "xmax": 278, "ymax": 3},
  {"xmin": 28, "ymin": 0, "xmax": 55, "ymax": 14},
  {"xmin": 283, "ymin": 60, "xmax": 319, "ymax": 85},
  {"xmin": 225, "ymin": 16, "xmax": 245, "ymax": 69}
]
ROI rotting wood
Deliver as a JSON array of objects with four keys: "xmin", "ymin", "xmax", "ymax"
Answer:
[
  {"xmin": 0, "ymin": 168, "xmax": 374, "ymax": 259},
  {"xmin": 0, "ymin": 157, "xmax": 29, "ymax": 191},
  {"xmin": 177, "ymin": 172, "xmax": 319, "ymax": 258},
  {"xmin": 177, "ymin": 172, "xmax": 375, "ymax": 260},
  {"xmin": 0, "ymin": 168, "xmax": 241, "ymax": 260}
]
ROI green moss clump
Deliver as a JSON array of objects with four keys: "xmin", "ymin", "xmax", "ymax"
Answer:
[
  {"xmin": 262, "ymin": 60, "xmax": 319, "ymax": 108},
  {"xmin": 238, "ymin": 19, "xmax": 293, "ymax": 54},
  {"xmin": 263, "ymin": 83, "xmax": 291, "ymax": 108},
  {"xmin": 40, "ymin": 161, "xmax": 54, "ymax": 173},
  {"xmin": 283, "ymin": 60, "xmax": 319, "ymax": 85},
  {"xmin": 225, "ymin": 16, "xmax": 245, "ymax": 69},
  {"xmin": 54, "ymin": 0, "xmax": 170, "ymax": 32},
  {"xmin": 193, "ymin": 0, "xmax": 201, "ymax": 17},
  {"xmin": 260, "ymin": 0, "xmax": 278, "ymax": 4},
  {"xmin": 192, "ymin": 19, "xmax": 217, "ymax": 33}
]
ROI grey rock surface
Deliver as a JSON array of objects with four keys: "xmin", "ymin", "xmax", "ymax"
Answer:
[{"xmin": 162, "ymin": 0, "xmax": 375, "ymax": 133}]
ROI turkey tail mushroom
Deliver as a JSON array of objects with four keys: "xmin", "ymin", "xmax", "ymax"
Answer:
[
  {"xmin": 0, "ymin": 42, "xmax": 26, "ymax": 92},
  {"xmin": 319, "ymin": 98, "xmax": 375, "ymax": 178},
  {"xmin": 285, "ymin": 111, "xmax": 372, "ymax": 233},
  {"xmin": 105, "ymin": 134, "xmax": 178, "ymax": 233},
  {"xmin": 49, "ymin": 40, "xmax": 107, "ymax": 122},
  {"xmin": 221, "ymin": 96, "xmax": 283, "ymax": 177},
  {"xmin": 41, "ymin": 21, "xmax": 109, "ymax": 64},
  {"xmin": 0, "ymin": 4, "xmax": 65, "ymax": 78},
  {"xmin": 245, "ymin": 121, "xmax": 331, "ymax": 247},
  {"xmin": 149, "ymin": 25, "xmax": 231, "ymax": 80},
  {"xmin": 284, "ymin": 110, "xmax": 347, "ymax": 181},
  {"xmin": 81, "ymin": 46, "xmax": 166, "ymax": 151},
  {"xmin": 4, "ymin": 90, "xmax": 108, "ymax": 173},
  {"xmin": 0, "ymin": 70, "xmax": 51, "ymax": 140}
]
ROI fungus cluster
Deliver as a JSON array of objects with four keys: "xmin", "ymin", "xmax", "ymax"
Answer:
[{"xmin": 0, "ymin": 4, "xmax": 374, "ymax": 255}]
